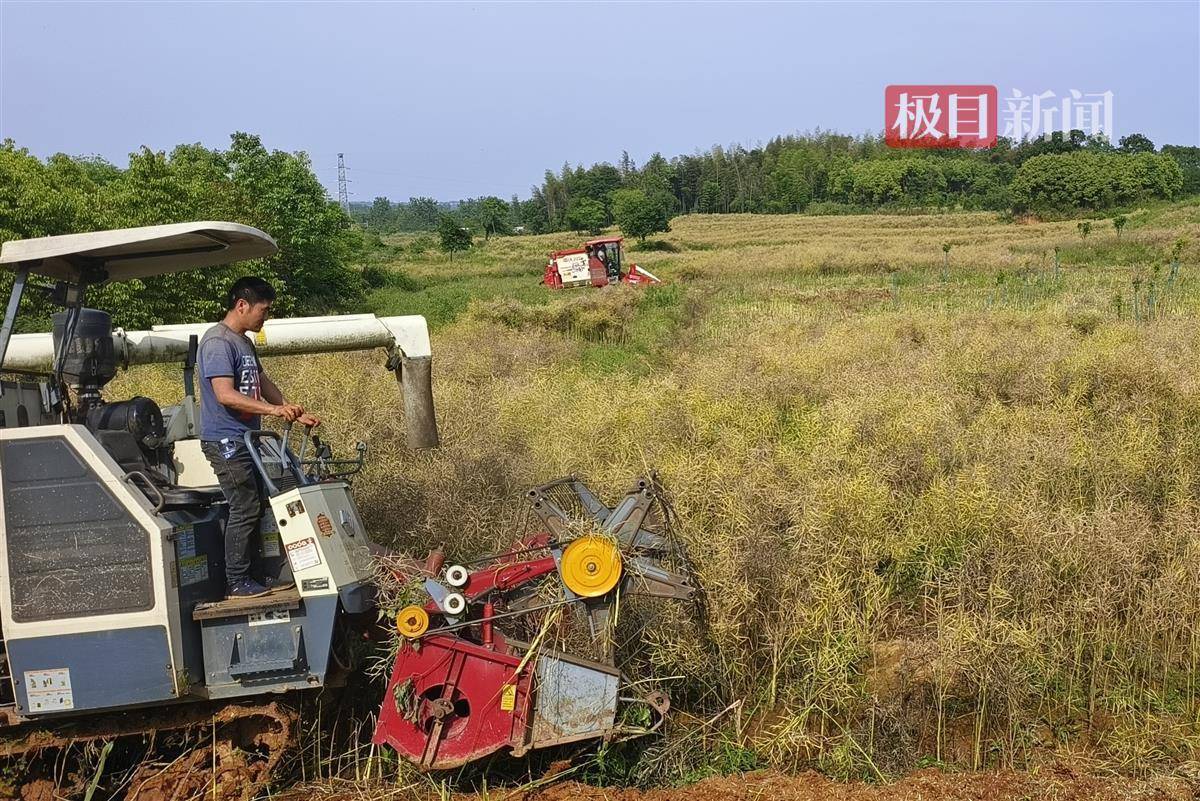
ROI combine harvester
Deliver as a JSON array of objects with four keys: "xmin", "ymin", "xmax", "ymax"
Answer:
[
  {"xmin": 0, "ymin": 222, "xmax": 696, "ymax": 798},
  {"xmin": 543, "ymin": 236, "xmax": 661, "ymax": 289}
]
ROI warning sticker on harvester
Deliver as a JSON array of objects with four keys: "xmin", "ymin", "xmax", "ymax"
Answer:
[
  {"xmin": 178, "ymin": 555, "xmax": 209, "ymax": 586},
  {"xmin": 174, "ymin": 526, "xmax": 196, "ymax": 557},
  {"xmin": 249, "ymin": 610, "xmax": 291, "ymax": 626},
  {"xmin": 25, "ymin": 668, "xmax": 73, "ymax": 712},
  {"xmin": 285, "ymin": 537, "xmax": 322, "ymax": 572},
  {"xmin": 500, "ymin": 684, "xmax": 516, "ymax": 712},
  {"xmin": 261, "ymin": 528, "xmax": 281, "ymax": 558}
]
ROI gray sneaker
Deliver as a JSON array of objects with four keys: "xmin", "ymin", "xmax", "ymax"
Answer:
[
  {"xmin": 227, "ymin": 578, "xmax": 271, "ymax": 598},
  {"xmin": 258, "ymin": 575, "xmax": 295, "ymax": 593}
]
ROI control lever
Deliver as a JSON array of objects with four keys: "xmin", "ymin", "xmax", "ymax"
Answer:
[
  {"xmin": 280, "ymin": 421, "xmax": 293, "ymax": 455},
  {"xmin": 313, "ymin": 435, "xmax": 332, "ymax": 460},
  {"xmin": 296, "ymin": 431, "xmax": 362, "ymax": 482},
  {"xmin": 310, "ymin": 434, "xmax": 334, "ymax": 479},
  {"xmin": 297, "ymin": 424, "xmax": 314, "ymax": 464}
]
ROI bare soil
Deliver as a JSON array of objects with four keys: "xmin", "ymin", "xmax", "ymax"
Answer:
[
  {"xmin": 297, "ymin": 768, "xmax": 1198, "ymax": 801},
  {"xmin": 524, "ymin": 770, "xmax": 1195, "ymax": 801}
]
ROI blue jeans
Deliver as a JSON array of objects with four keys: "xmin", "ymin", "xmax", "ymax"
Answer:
[{"xmin": 202, "ymin": 439, "xmax": 265, "ymax": 585}]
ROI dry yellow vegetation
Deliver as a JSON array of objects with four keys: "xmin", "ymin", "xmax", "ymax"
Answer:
[{"xmin": 116, "ymin": 202, "xmax": 1200, "ymax": 781}]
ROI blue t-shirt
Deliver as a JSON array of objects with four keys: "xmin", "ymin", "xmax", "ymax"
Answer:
[{"xmin": 198, "ymin": 322, "xmax": 264, "ymax": 442}]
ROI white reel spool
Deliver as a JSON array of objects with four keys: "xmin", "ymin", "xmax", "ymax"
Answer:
[
  {"xmin": 442, "ymin": 592, "xmax": 467, "ymax": 616},
  {"xmin": 445, "ymin": 564, "xmax": 469, "ymax": 587}
]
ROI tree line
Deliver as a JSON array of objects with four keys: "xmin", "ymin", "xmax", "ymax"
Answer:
[{"xmin": 356, "ymin": 130, "xmax": 1194, "ymax": 241}]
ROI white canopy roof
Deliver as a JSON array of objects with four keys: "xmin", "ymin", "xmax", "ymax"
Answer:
[{"xmin": 0, "ymin": 221, "xmax": 278, "ymax": 283}]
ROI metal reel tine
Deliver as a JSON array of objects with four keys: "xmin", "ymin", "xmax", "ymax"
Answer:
[{"xmin": 570, "ymin": 480, "xmax": 612, "ymax": 523}]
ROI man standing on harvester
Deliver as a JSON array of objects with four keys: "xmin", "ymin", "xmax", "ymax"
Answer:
[{"xmin": 199, "ymin": 277, "xmax": 320, "ymax": 598}]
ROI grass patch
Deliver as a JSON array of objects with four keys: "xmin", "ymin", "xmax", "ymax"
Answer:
[
  {"xmin": 367, "ymin": 273, "xmax": 548, "ymax": 329},
  {"xmin": 466, "ymin": 286, "xmax": 639, "ymax": 340},
  {"xmin": 361, "ymin": 263, "xmax": 421, "ymax": 291},
  {"xmin": 631, "ymin": 239, "xmax": 681, "ymax": 253},
  {"xmin": 1057, "ymin": 240, "xmax": 1162, "ymax": 267}
]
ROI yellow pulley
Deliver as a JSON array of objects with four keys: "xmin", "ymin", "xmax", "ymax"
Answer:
[
  {"xmin": 396, "ymin": 605, "xmax": 430, "ymax": 639},
  {"xmin": 560, "ymin": 536, "xmax": 623, "ymax": 598}
]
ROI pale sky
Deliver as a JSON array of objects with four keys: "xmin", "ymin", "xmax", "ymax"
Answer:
[{"xmin": 1, "ymin": 1, "xmax": 1197, "ymax": 202}]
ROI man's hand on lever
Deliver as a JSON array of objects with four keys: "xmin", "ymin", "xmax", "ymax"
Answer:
[
  {"xmin": 273, "ymin": 403, "xmax": 305, "ymax": 422},
  {"xmin": 272, "ymin": 403, "xmax": 320, "ymax": 428}
]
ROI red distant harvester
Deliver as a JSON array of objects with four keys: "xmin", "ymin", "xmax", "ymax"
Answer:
[{"xmin": 543, "ymin": 236, "xmax": 661, "ymax": 289}]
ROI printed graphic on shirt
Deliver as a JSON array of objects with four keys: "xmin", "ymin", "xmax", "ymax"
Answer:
[{"xmin": 236, "ymin": 354, "xmax": 261, "ymax": 423}]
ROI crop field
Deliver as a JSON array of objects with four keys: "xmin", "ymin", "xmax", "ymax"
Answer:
[{"xmin": 117, "ymin": 201, "xmax": 1200, "ymax": 796}]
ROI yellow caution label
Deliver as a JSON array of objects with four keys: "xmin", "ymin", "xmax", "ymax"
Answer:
[
  {"xmin": 178, "ymin": 555, "xmax": 209, "ymax": 586},
  {"xmin": 500, "ymin": 684, "xmax": 516, "ymax": 712},
  {"xmin": 255, "ymin": 329, "xmax": 267, "ymax": 346}
]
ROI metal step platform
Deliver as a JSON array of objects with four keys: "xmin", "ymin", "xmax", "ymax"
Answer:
[{"xmin": 192, "ymin": 587, "xmax": 301, "ymax": 621}]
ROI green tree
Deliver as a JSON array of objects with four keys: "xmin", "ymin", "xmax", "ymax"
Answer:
[
  {"xmin": 698, "ymin": 180, "xmax": 722, "ymax": 213},
  {"xmin": 477, "ymin": 196, "xmax": 510, "ymax": 239},
  {"xmin": 1113, "ymin": 214, "xmax": 1128, "ymax": 239},
  {"xmin": 368, "ymin": 196, "xmax": 392, "ymax": 229},
  {"xmin": 941, "ymin": 158, "xmax": 1009, "ymax": 209},
  {"xmin": 898, "ymin": 159, "xmax": 948, "ymax": 205},
  {"xmin": 516, "ymin": 197, "xmax": 550, "ymax": 234},
  {"xmin": 221, "ymin": 133, "xmax": 364, "ymax": 316},
  {"xmin": 1011, "ymin": 152, "xmax": 1183, "ymax": 213},
  {"xmin": 765, "ymin": 148, "xmax": 815, "ymax": 212},
  {"xmin": 566, "ymin": 197, "xmax": 606, "ymax": 235},
  {"xmin": 619, "ymin": 150, "xmax": 636, "ymax": 179},
  {"xmin": 571, "ymin": 164, "xmax": 622, "ymax": 208},
  {"xmin": 403, "ymin": 197, "xmax": 442, "ymax": 231},
  {"xmin": 637, "ymin": 153, "xmax": 678, "ymax": 212},
  {"xmin": 610, "ymin": 188, "xmax": 671, "ymax": 242},
  {"xmin": 1162, "ymin": 146, "xmax": 1200, "ymax": 195},
  {"xmin": 438, "ymin": 214, "xmax": 472, "ymax": 260},
  {"xmin": 1118, "ymin": 133, "xmax": 1156, "ymax": 154},
  {"xmin": 848, "ymin": 160, "xmax": 906, "ymax": 204},
  {"xmin": 0, "ymin": 133, "xmax": 364, "ymax": 330},
  {"xmin": 0, "ymin": 142, "xmax": 97, "ymax": 242}
]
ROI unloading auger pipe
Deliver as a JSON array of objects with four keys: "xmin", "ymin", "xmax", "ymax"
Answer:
[{"xmin": 2, "ymin": 313, "xmax": 440, "ymax": 449}]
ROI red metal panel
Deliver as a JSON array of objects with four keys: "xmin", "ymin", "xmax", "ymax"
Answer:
[
  {"xmin": 622, "ymin": 264, "xmax": 661, "ymax": 285},
  {"xmin": 589, "ymin": 257, "xmax": 609, "ymax": 287},
  {"xmin": 373, "ymin": 634, "xmax": 533, "ymax": 769}
]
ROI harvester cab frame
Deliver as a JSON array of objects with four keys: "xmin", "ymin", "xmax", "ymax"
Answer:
[
  {"xmin": 587, "ymin": 238, "xmax": 622, "ymax": 283},
  {"xmin": 0, "ymin": 222, "xmax": 437, "ymax": 729}
]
